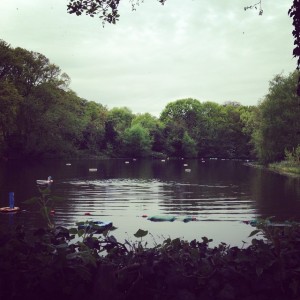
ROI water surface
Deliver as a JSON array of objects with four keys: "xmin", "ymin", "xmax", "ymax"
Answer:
[{"xmin": 0, "ymin": 159, "xmax": 299, "ymax": 246}]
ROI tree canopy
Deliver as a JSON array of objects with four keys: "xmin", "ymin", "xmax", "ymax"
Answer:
[{"xmin": 1, "ymin": 40, "xmax": 299, "ymax": 163}]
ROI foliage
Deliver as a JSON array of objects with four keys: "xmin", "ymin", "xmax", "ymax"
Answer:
[
  {"xmin": 252, "ymin": 71, "xmax": 300, "ymax": 164},
  {"xmin": 123, "ymin": 124, "xmax": 152, "ymax": 157},
  {"xmin": 289, "ymin": 0, "xmax": 300, "ymax": 95},
  {"xmin": 3, "ymin": 40, "xmax": 300, "ymax": 164},
  {"xmin": 285, "ymin": 145, "xmax": 300, "ymax": 164},
  {"xmin": 1, "ymin": 190, "xmax": 300, "ymax": 299},
  {"xmin": 269, "ymin": 161, "xmax": 300, "ymax": 176},
  {"xmin": 0, "ymin": 80, "xmax": 22, "ymax": 153},
  {"xmin": 67, "ymin": 0, "xmax": 167, "ymax": 25},
  {"xmin": 23, "ymin": 185, "xmax": 63, "ymax": 228},
  {"xmin": 267, "ymin": 146, "xmax": 300, "ymax": 176},
  {"xmin": 1, "ymin": 219, "xmax": 300, "ymax": 300},
  {"xmin": 244, "ymin": 0, "xmax": 263, "ymax": 15}
]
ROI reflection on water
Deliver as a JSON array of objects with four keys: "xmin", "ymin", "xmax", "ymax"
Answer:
[{"xmin": 0, "ymin": 159, "xmax": 299, "ymax": 246}]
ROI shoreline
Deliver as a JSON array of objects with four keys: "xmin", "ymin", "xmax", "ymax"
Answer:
[{"xmin": 245, "ymin": 161, "xmax": 300, "ymax": 178}]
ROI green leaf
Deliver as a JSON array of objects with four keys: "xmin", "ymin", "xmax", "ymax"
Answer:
[
  {"xmin": 51, "ymin": 196, "xmax": 64, "ymax": 202},
  {"xmin": 40, "ymin": 187, "xmax": 51, "ymax": 195},
  {"xmin": 69, "ymin": 228, "xmax": 78, "ymax": 235},
  {"xmin": 249, "ymin": 229, "xmax": 260, "ymax": 237},
  {"xmin": 23, "ymin": 197, "xmax": 40, "ymax": 204},
  {"xmin": 78, "ymin": 229, "xmax": 85, "ymax": 237},
  {"xmin": 134, "ymin": 229, "xmax": 148, "ymax": 238}
]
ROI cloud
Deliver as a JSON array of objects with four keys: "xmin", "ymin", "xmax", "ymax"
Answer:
[{"xmin": 0, "ymin": 0, "xmax": 296, "ymax": 116}]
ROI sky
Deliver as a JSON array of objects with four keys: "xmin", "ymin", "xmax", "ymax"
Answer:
[{"xmin": 0, "ymin": 0, "xmax": 296, "ymax": 116}]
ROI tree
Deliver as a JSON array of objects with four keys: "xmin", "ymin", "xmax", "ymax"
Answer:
[
  {"xmin": 160, "ymin": 98, "xmax": 203, "ymax": 139},
  {"xmin": 0, "ymin": 40, "xmax": 70, "ymax": 97},
  {"xmin": 123, "ymin": 124, "xmax": 152, "ymax": 157},
  {"xmin": 252, "ymin": 71, "xmax": 300, "ymax": 164},
  {"xmin": 131, "ymin": 113, "xmax": 158, "ymax": 132},
  {"xmin": 103, "ymin": 107, "xmax": 134, "ymax": 155},
  {"xmin": 0, "ymin": 80, "xmax": 22, "ymax": 154},
  {"xmin": 17, "ymin": 84, "xmax": 86, "ymax": 157},
  {"xmin": 0, "ymin": 40, "xmax": 16, "ymax": 80},
  {"xmin": 79, "ymin": 101, "xmax": 108, "ymax": 153},
  {"xmin": 182, "ymin": 132, "xmax": 197, "ymax": 158},
  {"xmin": 289, "ymin": 1, "xmax": 300, "ymax": 95}
]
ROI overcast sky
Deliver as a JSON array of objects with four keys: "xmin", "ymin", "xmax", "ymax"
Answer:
[{"xmin": 0, "ymin": 0, "xmax": 296, "ymax": 116}]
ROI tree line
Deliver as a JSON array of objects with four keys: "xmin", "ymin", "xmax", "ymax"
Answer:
[{"xmin": 0, "ymin": 40, "xmax": 299, "ymax": 163}]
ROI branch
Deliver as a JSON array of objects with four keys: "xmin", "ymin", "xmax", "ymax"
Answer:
[{"xmin": 244, "ymin": 0, "xmax": 263, "ymax": 16}]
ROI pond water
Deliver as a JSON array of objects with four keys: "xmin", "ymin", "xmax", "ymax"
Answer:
[{"xmin": 0, "ymin": 159, "xmax": 300, "ymax": 247}]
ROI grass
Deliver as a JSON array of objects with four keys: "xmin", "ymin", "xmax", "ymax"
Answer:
[{"xmin": 269, "ymin": 161, "xmax": 300, "ymax": 177}]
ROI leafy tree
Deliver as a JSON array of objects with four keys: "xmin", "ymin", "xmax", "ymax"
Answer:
[
  {"xmin": 182, "ymin": 131, "xmax": 197, "ymax": 158},
  {"xmin": 0, "ymin": 41, "xmax": 70, "ymax": 97},
  {"xmin": 123, "ymin": 124, "xmax": 152, "ymax": 157},
  {"xmin": 104, "ymin": 107, "xmax": 134, "ymax": 155},
  {"xmin": 131, "ymin": 112, "xmax": 158, "ymax": 131},
  {"xmin": 79, "ymin": 101, "xmax": 108, "ymax": 153},
  {"xmin": 196, "ymin": 101, "xmax": 227, "ymax": 158},
  {"xmin": 107, "ymin": 107, "xmax": 134, "ymax": 133},
  {"xmin": 160, "ymin": 98, "xmax": 203, "ymax": 140},
  {"xmin": 289, "ymin": 0, "xmax": 300, "ymax": 95},
  {"xmin": 0, "ymin": 40, "xmax": 16, "ymax": 80},
  {"xmin": 252, "ymin": 71, "xmax": 300, "ymax": 164},
  {"xmin": 0, "ymin": 80, "xmax": 22, "ymax": 155},
  {"xmin": 220, "ymin": 104, "xmax": 253, "ymax": 159},
  {"xmin": 132, "ymin": 113, "xmax": 166, "ymax": 156},
  {"xmin": 17, "ymin": 85, "xmax": 85, "ymax": 157}
]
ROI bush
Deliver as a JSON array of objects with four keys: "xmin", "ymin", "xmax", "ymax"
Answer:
[{"xmin": 1, "ymin": 219, "xmax": 300, "ymax": 300}]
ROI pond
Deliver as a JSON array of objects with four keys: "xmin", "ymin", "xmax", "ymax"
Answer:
[{"xmin": 0, "ymin": 159, "xmax": 300, "ymax": 247}]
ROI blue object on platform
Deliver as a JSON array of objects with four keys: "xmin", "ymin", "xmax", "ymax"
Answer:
[{"xmin": 9, "ymin": 192, "xmax": 14, "ymax": 209}]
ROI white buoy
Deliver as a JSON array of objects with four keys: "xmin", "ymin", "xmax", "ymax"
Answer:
[
  {"xmin": 185, "ymin": 169, "xmax": 191, "ymax": 172},
  {"xmin": 89, "ymin": 168, "xmax": 97, "ymax": 172},
  {"xmin": 66, "ymin": 163, "xmax": 71, "ymax": 166},
  {"xmin": 183, "ymin": 163, "xmax": 188, "ymax": 167},
  {"xmin": 125, "ymin": 161, "xmax": 130, "ymax": 164},
  {"xmin": 161, "ymin": 159, "xmax": 165, "ymax": 162}
]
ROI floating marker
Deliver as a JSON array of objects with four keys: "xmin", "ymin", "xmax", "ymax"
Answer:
[
  {"xmin": 0, "ymin": 192, "xmax": 20, "ymax": 213},
  {"xmin": 183, "ymin": 163, "xmax": 188, "ymax": 167},
  {"xmin": 89, "ymin": 168, "xmax": 97, "ymax": 172},
  {"xmin": 125, "ymin": 161, "xmax": 130, "ymax": 164},
  {"xmin": 9, "ymin": 192, "xmax": 14, "ymax": 208},
  {"xmin": 161, "ymin": 159, "xmax": 165, "ymax": 162},
  {"xmin": 66, "ymin": 163, "xmax": 71, "ymax": 166},
  {"xmin": 185, "ymin": 169, "xmax": 191, "ymax": 172}
]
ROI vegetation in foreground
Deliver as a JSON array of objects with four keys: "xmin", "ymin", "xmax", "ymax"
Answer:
[
  {"xmin": 1, "ymin": 189, "xmax": 300, "ymax": 300},
  {"xmin": 1, "ymin": 218, "xmax": 300, "ymax": 300}
]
